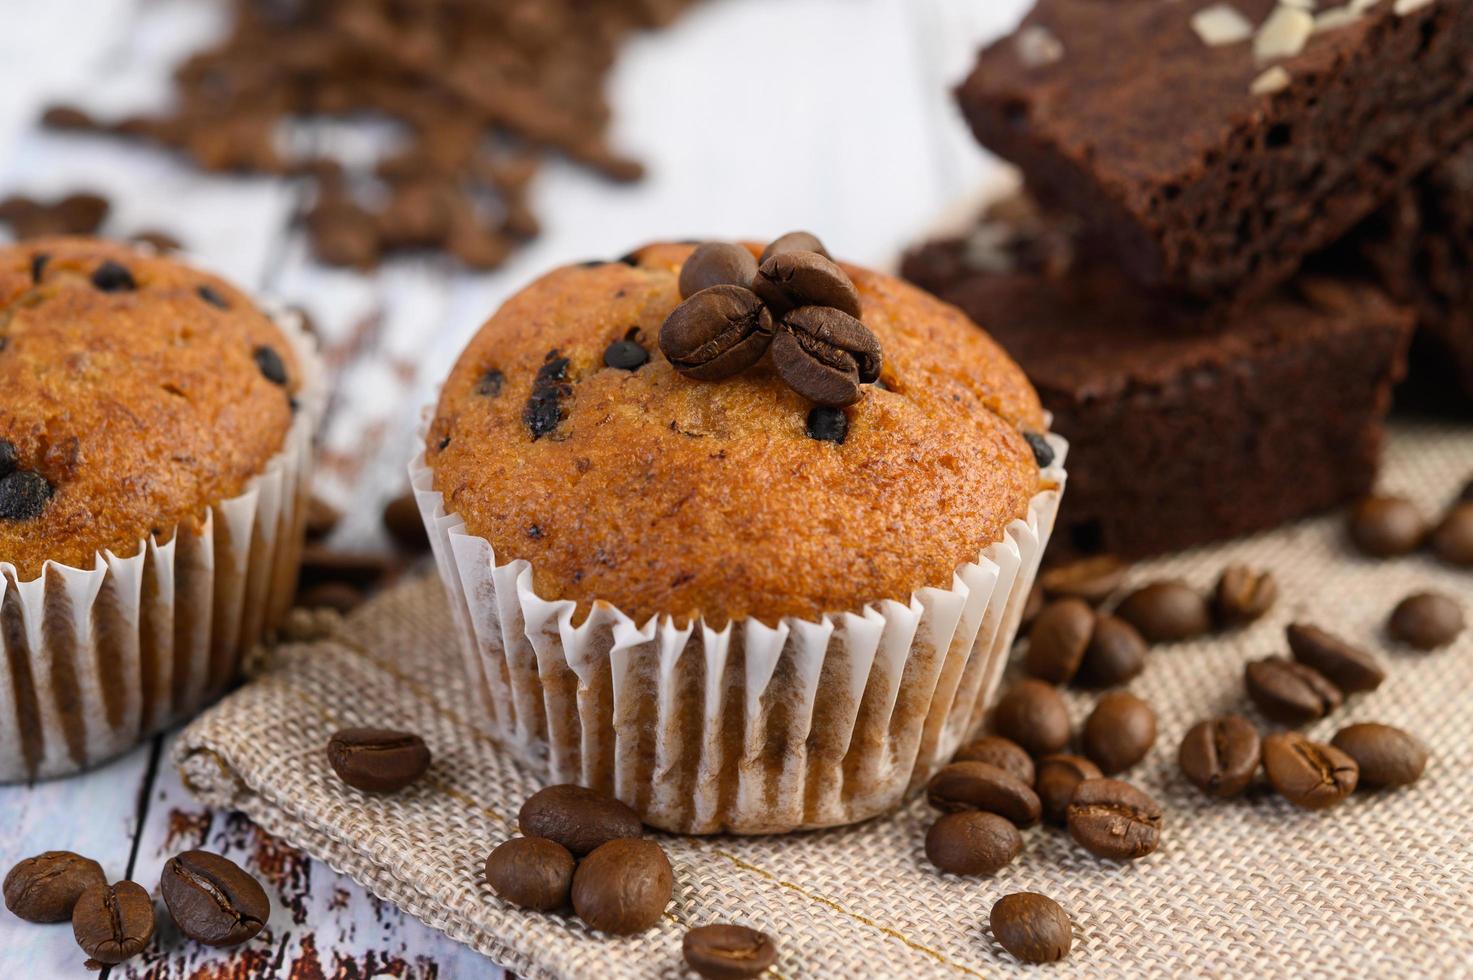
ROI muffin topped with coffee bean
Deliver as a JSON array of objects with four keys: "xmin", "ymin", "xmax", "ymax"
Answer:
[{"xmin": 417, "ymin": 232, "xmax": 1065, "ymax": 834}]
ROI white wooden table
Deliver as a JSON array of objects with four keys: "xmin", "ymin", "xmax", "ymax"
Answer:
[{"xmin": 0, "ymin": 0, "xmax": 1026, "ymax": 975}]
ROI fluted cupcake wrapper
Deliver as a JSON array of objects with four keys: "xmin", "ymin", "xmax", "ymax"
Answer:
[
  {"xmin": 410, "ymin": 427, "xmax": 1065, "ymax": 834},
  {"xmin": 0, "ymin": 307, "xmax": 324, "ymax": 782}
]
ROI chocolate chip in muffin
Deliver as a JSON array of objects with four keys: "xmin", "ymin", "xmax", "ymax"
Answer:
[
  {"xmin": 524, "ymin": 349, "xmax": 572, "ymax": 440},
  {"xmin": 252, "ymin": 345, "xmax": 288, "ymax": 386},
  {"xmin": 1024, "ymin": 431, "xmax": 1054, "ymax": 467},
  {"xmin": 29, "ymin": 253, "xmax": 47, "ymax": 283},
  {"xmin": 476, "ymin": 368, "xmax": 506, "ymax": 397},
  {"xmin": 197, "ymin": 284, "xmax": 229, "ymax": 309},
  {"xmin": 806, "ymin": 406, "xmax": 848, "ymax": 444},
  {"xmin": 0, "ymin": 469, "xmax": 53, "ymax": 521},
  {"xmin": 90, "ymin": 260, "xmax": 136, "ymax": 292},
  {"xmin": 603, "ymin": 330, "xmax": 649, "ymax": 371}
]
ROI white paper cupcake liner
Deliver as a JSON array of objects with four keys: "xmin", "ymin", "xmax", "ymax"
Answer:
[
  {"xmin": 410, "ymin": 424, "xmax": 1065, "ymax": 834},
  {"xmin": 0, "ymin": 307, "xmax": 324, "ymax": 782}
]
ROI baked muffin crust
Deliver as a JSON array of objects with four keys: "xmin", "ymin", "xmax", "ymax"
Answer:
[
  {"xmin": 428, "ymin": 242, "xmax": 1048, "ymax": 626},
  {"xmin": 0, "ymin": 237, "xmax": 300, "ymax": 580}
]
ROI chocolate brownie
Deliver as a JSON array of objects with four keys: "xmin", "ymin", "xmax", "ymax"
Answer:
[
  {"xmin": 903, "ymin": 199, "xmax": 1414, "ymax": 563},
  {"xmin": 956, "ymin": 0, "xmax": 1473, "ymax": 303}
]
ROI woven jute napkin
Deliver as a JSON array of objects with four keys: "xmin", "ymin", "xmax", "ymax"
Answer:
[{"xmin": 176, "ymin": 421, "xmax": 1473, "ymax": 979}]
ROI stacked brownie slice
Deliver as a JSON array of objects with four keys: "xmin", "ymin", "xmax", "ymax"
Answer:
[{"xmin": 905, "ymin": 0, "xmax": 1471, "ymax": 562}]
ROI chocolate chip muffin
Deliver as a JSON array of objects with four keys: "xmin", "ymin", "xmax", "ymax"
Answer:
[
  {"xmin": 414, "ymin": 235, "xmax": 1065, "ymax": 834},
  {"xmin": 0, "ymin": 237, "xmax": 322, "ymax": 780}
]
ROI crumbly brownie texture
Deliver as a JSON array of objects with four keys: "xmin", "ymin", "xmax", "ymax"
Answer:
[
  {"xmin": 427, "ymin": 242, "xmax": 1048, "ymax": 626},
  {"xmin": 0, "ymin": 238, "xmax": 300, "ymax": 579},
  {"xmin": 957, "ymin": 0, "xmax": 1473, "ymax": 302},
  {"xmin": 903, "ymin": 205, "xmax": 1413, "ymax": 563}
]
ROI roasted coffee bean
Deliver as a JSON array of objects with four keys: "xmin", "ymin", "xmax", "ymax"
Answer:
[
  {"xmin": 524, "ymin": 350, "xmax": 572, "ymax": 439},
  {"xmin": 990, "ymin": 892, "xmax": 1072, "ymax": 964},
  {"xmin": 1040, "ymin": 555, "xmax": 1126, "ymax": 605},
  {"xmin": 1331, "ymin": 723, "xmax": 1427, "ymax": 789},
  {"xmin": 760, "ymin": 231, "xmax": 830, "ymax": 263},
  {"xmin": 660, "ymin": 285, "xmax": 775, "ymax": 381},
  {"xmin": 196, "ymin": 284, "xmax": 229, "ymax": 309},
  {"xmin": 1286, "ymin": 623, "xmax": 1385, "ymax": 693},
  {"xmin": 1432, "ymin": 504, "xmax": 1473, "ymax": 566},
  {"xmin": 1074, "ymin": 614, "xmax": 1147, "ymax": 688},
  {"xmin": 90, "ymin": 260, "xmax": 136, "ymax": 292},
  {"xmin": 1020, "ymin": 581, "xmax": 1046, "ymax": 631},
  {"xmin": 160, "ymin": 850, "xmax": 269, "ymax": 947},
  {"xmin": 772, "ymin": 306, "xmax": 882, "ymax": 406},
  {"xmin": 1024, "ymin": 599, "xmax": 1094, "ymax": 685},
  {"xmin": 1023, "ymin": 431, "xmax": 1054, "ymax": 468},
  {"xmin": 991, "ymin": 680, "xmax": 1071, "ymax": 757},
  {"xmin": 485, "ymin": 837, "xmax": 575, "ymax": 912},
  {"xmin": 953, "ymin": 735, "xmax": 1035, "ymax": 785},
  {"xmin": 925, "ymin": 762, "xmax": 1041, "ymax": 827},
  {"xmin": 518, "ymin": 784, "xmax": 643, "ymax": 856},
  {"xmin": 476, "ymin": 368, "xmax": 505, "ymax": 397},
  {"xmin": 1212, "ymin": 565, "xmax": 1277, "ymax": 627},
  {"xmin": 925, "ymin": 811, "xmax": 1023, "ymax": 876},
  {"xmin": 4, "ymin": 851, "xmax": 105, "ymax": 923},
  {"xmin": 1034, "ymin": 755, "xmax": 1101, "ymax": 826},
  {"xmin": 1081, "ymin": 692, "xmax": 1157, "ymax": 775},
  {"xmin": 327, "ymin": 728, "xmax": 431, "ymax": 793},
  {"xmin": 253, "ymin": 345, "xmax": 288, "ymax": 386},
  {"xmin": 1066, "ymin": 779, "xmax": 1163, "ymax": 860},
  {"xmin": 298, "ymin": 546, "xmax": 391, "ymax": 590},
  {"xmin": 1115, "ymin": 581, "xmax": 1211, "ymax": 643},
  {"xmin": 296, "ymin": 581, "xmax": 362, "ymax": 614},
  {"xmin": 679, "ymin": 242, "xmax": 758, "ymax": 298},
  {"xmin": 1245, "ymin": 657, "xmax": 1343, "ymax": 725},
  {"xmin": 383, "ymin": 491, "xmax": 430, "ymax": 552},
  {"xmin": 0, "ymin": 469, "xmax": 53, "ymax": 521},
  {"xmin": 1348, "ymin": 495, "xmax": 1426, "ymax": 557},
  {"xmin": 805, "ymin": 406, "xmax": 848, "ymax": 444},
  {"xmin": 1388, "ymin": 592, "xmax": 1465, "ymax": 650},
  {"xmin": 753, "ymin": 251, "xmax": 861, "ymax": 318},
  {"xmin": 682, "ymin": 923, "xmax": 778, "ymax": 980},
  {"xmin": 304, "ymin": 495, "xmax": 342, "ymax": 541},
  {"xmin": 1178, "ymin": 715, "xmax": 1261, "ymax": 799},
  {"xmin": 71, "ymin": 880, "xmax": 155, "ymax": 966},
  {"xmin": 1262, "ymin": 732, "xmax": 1358, "ymax": 810},
  {"xmin": 571, "ymin": 838, "xmax": 672, "ymax": 935},
  {"xmin": 603, "ymin": 338, "xmax": 649, "ymax": 371}
]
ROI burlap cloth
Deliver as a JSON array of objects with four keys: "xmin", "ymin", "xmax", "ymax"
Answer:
[{"xmin": 176, "ymin": 420, "xmax": 1473, "ymax": 979}]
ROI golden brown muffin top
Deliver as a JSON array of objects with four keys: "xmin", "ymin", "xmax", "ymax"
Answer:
[
  {"xmin": 0, "ymin": 237, "xmax": 301, "ymax": 580},
  {"xmin": 427, "ymin": 242, "xmax": 1049, "ymax": 627}
]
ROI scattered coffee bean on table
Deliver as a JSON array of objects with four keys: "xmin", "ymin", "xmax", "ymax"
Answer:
[
  {"xmin": 71, "ymin": 880, "xmax": 155, "ymax": 966},
  {"xmin": 1115, "ymin": 581, "xmax": 1211, "ymax": 643},
  {"xmin": 925, "ymin": 811, "xmax": 1023, "ymax": 876},
  {"xmin": 682, "ymin": 923, "xmax": 778, "ymax": 980},
  {"xmin": 1286, "ymin": 623, "xmax": 1386, "ymax": 693},
  {"xmin": 1212, "ymin": 565, "xmax": 1278, "ymax": 627},
  {"xmin": 926, "ymin": 762, "xmax": 1042, "ymax": 828},
  {"xmin": 990, "ymin": 892, "xmax": 1073, "ymax": 964},
  {"xmin": 571, "ymin": 838, "xmax": 673, "ymax": 935},
  {"xmin": 383, "ymin": 491, "xmax": 430, "ymax": 553},
  {"xmin": 1073, "ymin": 614, "xmax": 1148, "ymax": 688},
  {"xmin": 304, "ymin": 495, "xmax": 343, "ymax": 541},
  {"xmin": 1262, "ymin": 732, "xmax": 1358, "ymax": 810},
  {"xmin": 3, "ymin": 851, "xmax": 105, "ymax": 923},
  {"xmin": 296, "ymin": 581, "xmax": 364, "ymax": 614},
  {"xmin": 1066, "ymin": 779, "xmax": 1163, "ymax": 860},
  {"xmin": 1348, "ymin": 495, "xmax": 1427, "ymax": 557},
  {"xmin": 485, "ymin": 837, "xmax": 576, "ymax": 912},
  {"xmin": 1178, "ymin": 715, "xmax": 1261, "ymax": 799},
  {"xmin": 1035, "ymin": 755, "xmax": 1102, "ymax": 826},
  {"xmin": 160, "ymin": 850, "xmax": 269, "ymax": 947},
  {"xmin": 519, "ymin": 784, "xmax": 643, "ymax": 856},
  {"xmin": 1388, "ymin": 592, "xmax": 1465, "ymax": 650},
  {"xmin": 1039, "ymin": 555, "xmax": 1126, "ymax": 605},
  {"xmin": 991, "ymin": 680, "xmax": 1071, "ymax": 757},
  {"xmin": 1081, "ymin": 692, "xmax": 1157, "ymax": 775},
  {"xmin": 327, "ymin": 728, "xmax": 432, "ymax": 793},
  {"xmin": 1244, "ymin": 657, "xmax": 1343, "ymax": 726},
  {"xmin": 952, "ymin": 735, "xmax": 1035, "ymax": 785},
  {"xmin": 1024, "ymin": 598, "xmax": 1094, "ymax": 684},
  {"xmin": 1431, "ymin": 503, "xmax": 1473, "ymax": 566},
  {"xmin": 1331, "ymin": 723, "xmax": 1428, "ymax": 789}
]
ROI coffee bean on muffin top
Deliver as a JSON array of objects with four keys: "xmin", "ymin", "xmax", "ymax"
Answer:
[
  {"xmin": 425, "ymin": 238, "xmax": 1050, "ymax": 626},
  {"xmin": 0, "ymin": 237, "xmax": 301, "ymax": 580}
]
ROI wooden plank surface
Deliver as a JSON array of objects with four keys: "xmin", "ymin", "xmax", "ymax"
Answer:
[{"xmin": 0, "ymin": 0, "xmax": 1026, "ymax": 975}]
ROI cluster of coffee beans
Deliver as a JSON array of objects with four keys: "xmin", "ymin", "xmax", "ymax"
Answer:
[
  {"xmin": 4, "ymin": 848, "xmax": 269, "ymax": 968},
  {"xmin": 1347, "ymin": 486, "xmax": 1473, "ymax": 566},
  {"xmin": 293, "ymin": 490, "xmax": 432, "ymax": 615}
]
